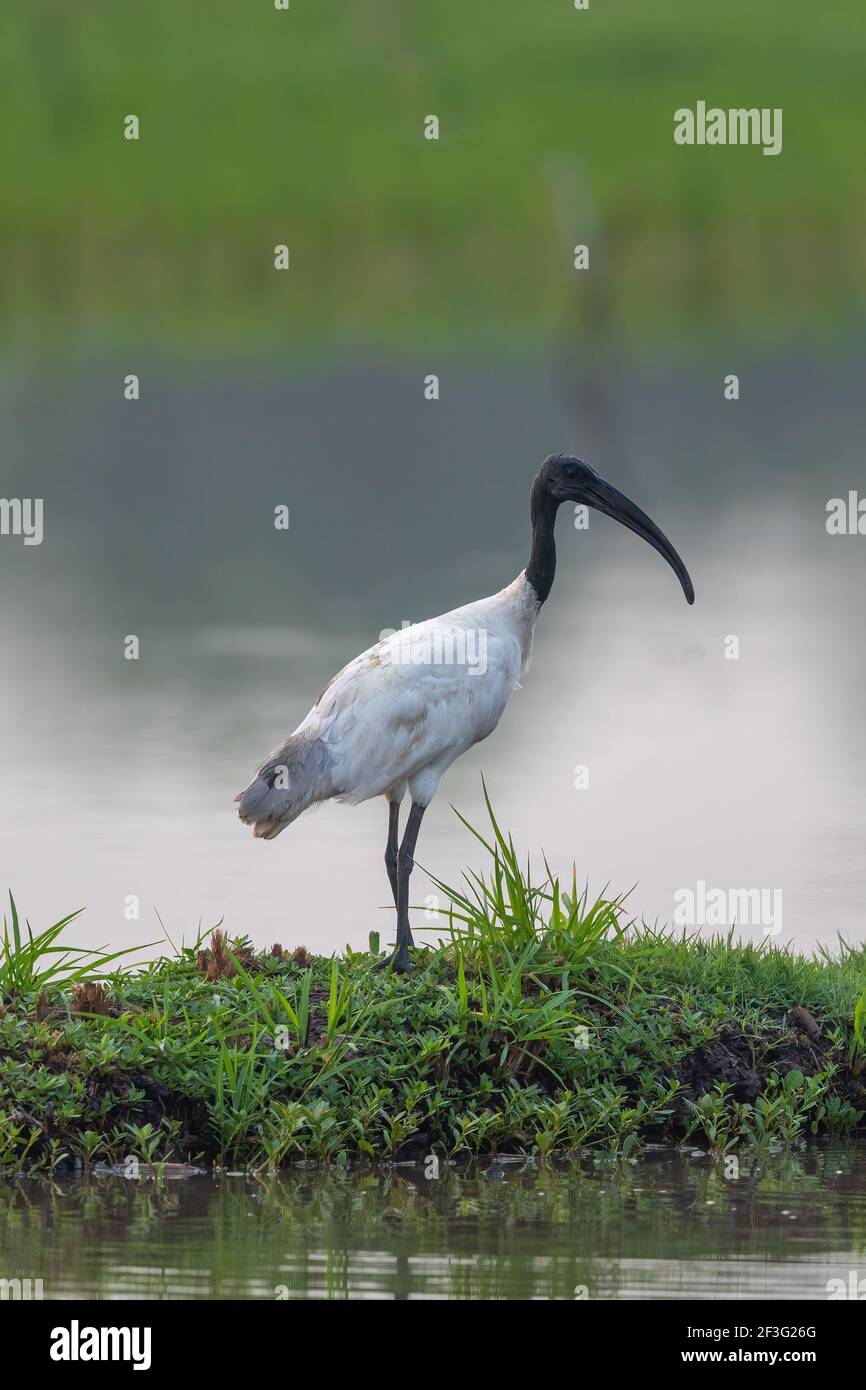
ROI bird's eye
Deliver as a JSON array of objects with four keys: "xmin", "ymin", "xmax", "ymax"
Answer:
[{"xmin": 564, "ymin": 463, "xmax": 578, "ymax": 478}]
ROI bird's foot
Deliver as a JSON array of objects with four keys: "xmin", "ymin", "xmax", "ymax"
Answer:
[{"xmin": 372, "ymin": 948, "xmax": 413, "ymax": 975}]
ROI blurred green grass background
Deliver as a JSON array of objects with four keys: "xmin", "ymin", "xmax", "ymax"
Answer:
[{"xmin": 2, "ymin": 0, "xmax": 863, "ymax": 353}]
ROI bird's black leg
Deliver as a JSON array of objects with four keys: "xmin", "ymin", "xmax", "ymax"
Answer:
[
  {"xmin": 384, "ymin": 800, "xmax": 400, "ymax": 909},
  {"xmin": 395, "ymin": 803, "xmax": 424, "ymax": 962},
  {"xmin": 374, "ymin": 802, "xmax": 425, "ymax": 974}
]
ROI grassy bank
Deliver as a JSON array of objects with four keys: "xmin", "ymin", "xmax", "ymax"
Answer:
[
  {"xmin": 2, "ymin": 805, "xmax": 866, "ymax": 1172},
  {"xmin": 4, "ymin": 2, "xmax": 864, "ymax": 350}
]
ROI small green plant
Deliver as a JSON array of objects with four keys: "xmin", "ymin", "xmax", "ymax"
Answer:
[
  {"xmin": 77, "ymin": 1129, "xmax": 106, "ymax": 1168},
  {"xmin": 852, "ymin": 983, "xmax": 866, "ymax": 1075},
  {"xmin": 684, "ymin": 1083, "xmax": 740, "ymax": 1153},
  {"xmin": 124, "ymin": 1123, "xmax": 163, "ymax": 1165},
  {"xmin": 1, "ymin": 893, "xmax": 143, "ymax": 996}
]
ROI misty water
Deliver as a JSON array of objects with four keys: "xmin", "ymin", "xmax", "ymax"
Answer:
[
  {"xmin": 2, "ymin": 351, "xmax": 865, "ymax": 959},
  {"xmin": 2, "ymin": 1147, "xmax": 865, "ymax": 1300}
]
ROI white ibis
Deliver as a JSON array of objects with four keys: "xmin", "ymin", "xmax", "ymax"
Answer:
[{"xmin": 236, "ymin": 454, "xmax": 694, "ymax": 972}]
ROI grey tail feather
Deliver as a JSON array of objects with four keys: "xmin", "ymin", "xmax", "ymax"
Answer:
[{"xmin": 235, "ymin": 732, "xmax": 333, "ymax": 840}]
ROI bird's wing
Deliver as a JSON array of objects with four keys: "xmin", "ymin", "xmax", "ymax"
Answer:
[{"xmin": 294, "ymin": 625, "xmax": 520, "ymax": 802}]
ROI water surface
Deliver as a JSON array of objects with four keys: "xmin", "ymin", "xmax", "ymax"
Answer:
[{"xmin": 2, "ymin": 1147, "xmax": 865, "ymax": 1300}]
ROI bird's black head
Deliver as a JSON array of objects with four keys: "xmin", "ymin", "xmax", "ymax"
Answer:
[
  {"xmin": 537, "ymin": 452, "xmax": 604, "ymax": 503},
  {"xmin": 533, "ymin": 453, "xmax": 695, "ymax": 605}
]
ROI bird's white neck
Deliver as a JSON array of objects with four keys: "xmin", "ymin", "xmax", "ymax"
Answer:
[{"xmin": 488, "ymin": 571, "xmax": 544, "ymax": 676}]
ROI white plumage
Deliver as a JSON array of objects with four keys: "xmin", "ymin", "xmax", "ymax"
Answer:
[{"xmin": 235, "ymin": 573, "xmax": 538, "ymax": 835}]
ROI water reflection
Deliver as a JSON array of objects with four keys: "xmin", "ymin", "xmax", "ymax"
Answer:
[{"xmin": 1, "ymin": 1147, "xmax": 865, "ymax": 1300}]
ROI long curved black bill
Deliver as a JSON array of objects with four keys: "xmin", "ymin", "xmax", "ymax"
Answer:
[{"xmin": 588, "ymin": 479, "xmax": 695, "ymax": 604}]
